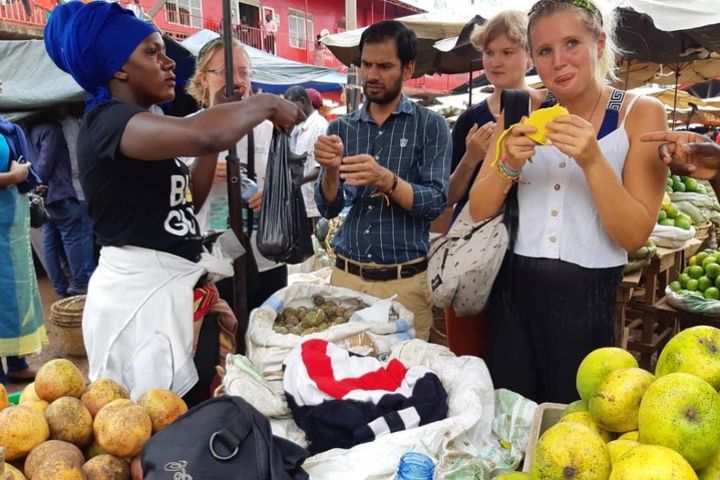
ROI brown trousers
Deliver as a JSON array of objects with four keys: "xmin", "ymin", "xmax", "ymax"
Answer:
[{"xmin": 330, "ymin": 261, "xmax": 433, "ymax": 340}]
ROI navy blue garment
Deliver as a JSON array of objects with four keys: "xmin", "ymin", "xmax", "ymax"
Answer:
[
  {"xmin": 28, "ymin": 122, "xmax": 76, "ymax": 206},
  {"xmin": 44, "ymin": 0, "xmax": 83, "ymax": 73},
  {"xmin": 449, "ymin": 101, "xmax": 495, "ymax": 225},
  {"xmin": 315, "ymin": 95, "xmax": 451, "ymax": 265},
  {"xmin": 47, "ymin": 1, "xmax": 157, "ymax": 110}
]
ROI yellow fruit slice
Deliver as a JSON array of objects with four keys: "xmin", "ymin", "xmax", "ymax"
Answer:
[
  {"xmin": 492, "ymin": 104, "xmax": 569, "ymax": 168},
  {"xmin": 522, "ymin": 104, "xmax": 570, "ymax": 145}
]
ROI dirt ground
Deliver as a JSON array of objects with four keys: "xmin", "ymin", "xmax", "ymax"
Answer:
[{"xmin": 5, "ymin": 275, "xmax": 89, "ymax": 395}]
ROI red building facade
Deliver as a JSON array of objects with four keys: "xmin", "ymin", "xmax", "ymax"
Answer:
[{"xmin": 0, "ymin": 0, "xmax": 467, "ymax": 95}]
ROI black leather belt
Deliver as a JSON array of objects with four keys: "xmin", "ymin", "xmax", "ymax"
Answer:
[{"xmin": 336, "ymin": 256, "xmax": 427, "ymax": 281}]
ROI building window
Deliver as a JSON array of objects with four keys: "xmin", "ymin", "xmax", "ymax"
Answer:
[
  {"xmin": 166, "ymin": 0, "xmax": 202, "ymax": 28},
  {"xmin": 288, "ymin": 9, "xmax": 313, "ymax": 50}
]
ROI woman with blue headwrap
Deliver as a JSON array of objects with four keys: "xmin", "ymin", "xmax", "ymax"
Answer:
[
  {"xmin": 0, "ymin": 79, "xmax": 45, "ymax": 385},
  {"xmin": 44, "ymin": 1, "xmax": 304, "ymax": 403}
]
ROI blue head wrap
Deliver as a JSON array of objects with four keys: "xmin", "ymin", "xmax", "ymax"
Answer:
[
  {"xmin": 44, "ymin": 1, "xmax": 84, "ymax": 73},
  {"xmin": 52, "ymin": 1, "xmax": 158, "ymax": 110}
]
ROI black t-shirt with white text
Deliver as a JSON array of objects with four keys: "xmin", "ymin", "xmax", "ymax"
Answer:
[{"xmin": 77, "ymin": 101, "xmax": 202, "ymax": 261}]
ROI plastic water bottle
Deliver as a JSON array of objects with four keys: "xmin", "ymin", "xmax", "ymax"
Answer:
[
  {"xmin": 240, "ymin": 177, "xmax": 260, "ymax": 202},
  {"xmin": 397, "ymin": 452, "xmax": 435, "ymax": 480}
]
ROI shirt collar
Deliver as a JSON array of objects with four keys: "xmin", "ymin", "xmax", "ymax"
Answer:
[
  {"xmin": 357, "ymin": 94, "xmax": 414, "ymax": 123},
  {"xmin": 297, "ymin": 109, "xmax": 320, "ymax": 132}
]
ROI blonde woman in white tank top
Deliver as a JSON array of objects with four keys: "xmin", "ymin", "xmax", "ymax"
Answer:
[{"xmin": 466, "ymin": 0, "xmax": 667, "ymax": 403}]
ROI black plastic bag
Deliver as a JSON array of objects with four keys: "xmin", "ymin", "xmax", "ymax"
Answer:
[{"xmin": 257, "ymin": 131, "xmax": 314, "ymax": 264}]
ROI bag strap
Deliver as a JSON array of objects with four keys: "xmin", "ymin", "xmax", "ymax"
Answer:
[
  {"xmin": 500, "ymin": 89, "xmax": 530, "ymax": 251},
  {"xmin": 207, "ymin": 398, "xmax": 254, "ymax": 462},
  {"xmin": 245, "ymin": 129, "xmax": 256, "ymax": 233}
]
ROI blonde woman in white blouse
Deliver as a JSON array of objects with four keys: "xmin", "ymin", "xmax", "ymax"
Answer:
[{"xmin": 468, "ymin": 0, "xmax": 667, "ymax": 403}]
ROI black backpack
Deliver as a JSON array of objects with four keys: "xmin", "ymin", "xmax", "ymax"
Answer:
[{"xmin": 141, "ymin": 396, "xmax": 309, "ymax": 480}]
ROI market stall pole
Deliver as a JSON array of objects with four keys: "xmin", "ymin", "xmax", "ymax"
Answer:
[{"xmin": 222, "ymin": 0, "xmax": 249, "ymax": 352}]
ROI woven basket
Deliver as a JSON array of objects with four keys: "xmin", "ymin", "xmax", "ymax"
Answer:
[
  {"xmin": 48, "ymin": 295, "xmax": 86, "ymax": 357},
  {"xmin": 695, "ymin": 220, "xmax": 712, "ymax": 242}
]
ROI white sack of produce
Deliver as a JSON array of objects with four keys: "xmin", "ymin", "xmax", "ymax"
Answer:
[
  {"xmin": 650, "ymin": 223, "xmax": 695, "ymax": 249},
  {"xmin": 300, "ymin": 340, "xmax": 495, "ymax": 480},
  {"xmin": 666, "ymin": 286, "xmax": 720, "ymax": 316},
  {"xmin": 247, "ymin": 283, "xmax": 415, "ymax": 373}
]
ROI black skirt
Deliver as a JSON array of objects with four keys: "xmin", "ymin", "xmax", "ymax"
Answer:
[{"xmin": 487, "ymin": 253, "xmax": 623, "ymax": 404}]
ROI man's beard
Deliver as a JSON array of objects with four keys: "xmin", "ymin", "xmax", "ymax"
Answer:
[{"xmin": 363, "ymin": 75, "xmax": 403, "ymax": 105}]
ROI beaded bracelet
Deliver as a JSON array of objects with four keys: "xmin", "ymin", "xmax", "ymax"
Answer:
[
  {"xmin": 496, "ymin": 158, "xmax": 521, "ymax": 184},
  {"xmin": 499, "ymin": 158, "xmax": 521, "ymax": 178}
]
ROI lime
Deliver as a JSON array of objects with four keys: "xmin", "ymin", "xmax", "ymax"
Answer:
[
  {"xmin": 667, "ymin": 177, "xmax": 674, "ymax": 187},
  {"xmin": 696, "ymin": 252, "xmax": 709, "ymax": 264},
  {"xmin": 660, "ymin": 219, "xmax": 676, "ymax": 227},
  {"xmin": 702, "ymin": 256, "xmax": 717, "ymax": 270},
  {"xmin": 677, "ymin": 213, "xmax": 693, "ymax": 224},
  {"xmin": 689, "ymin": 256, "xmax": 698, "ymax": 266},
  {"xmin": 688, "ymin": 265, "xmax": 705, "ymax": 279},
  {"xmin": 715, "ymin": 275, "xmax": 720, "ymax": 289},
  {"xmin": 684, "ymin": 178, "xmax": 698, "ymax": 192},
  {"xmin": 664, "ymin": 204, "xmax": 679, "ymax": 219},
  {"xmin": 658, "ymin": 210, "xmax": 667, "ymax": 223},
  {"xmin": 672, "ymin": 175, "xmax": 682, "ymax": 184},
  {"xmin": 706, "ymin": 263, "xmax": 720, "ymax": 280},
  {"xmin": 669, "ymin": 281, "xmax": 682, "ymax": 292},
  {"xmin": 679, "ymin": 273, "xmax": 691, "ymax": 287},
  {"xmin": 698, "ymin": 276, "xmax": 713, "ymax": 292},
  {"xmin": 675, "ymin": 218, "xmax": 692, "ymax": 230},
  {"xmin": 665, "ymin": 185, "xmax": 674, "ymax": 193},
  {"xmin": 706, "ymin": 287, "xmax": 720, "ymax": 300},
  {"xmin": 673, "ymin": 181, "xmax": 686, "ymax": 192},
  {"xmin": 687, "ymin": 279, "xmax": 700, "ymax": 291}
]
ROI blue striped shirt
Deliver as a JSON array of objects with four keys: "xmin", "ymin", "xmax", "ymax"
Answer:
[{"xmin": 315, "ymin": 95, "xmax": 451, "ymax": 265}]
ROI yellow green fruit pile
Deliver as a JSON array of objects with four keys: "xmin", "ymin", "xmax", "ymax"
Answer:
[
  {"xmin": 529, "ymin": 326, "xmax": 720, "ymax": 480},
  {"xmin": 670, "ymin": 249, "xmax": 720, "ymax": 300},
  {"xmin": 0, "ymin": 359, "xmax": 188, "ymax": 480},
  {"xmin": 658, "ymin": 201, "xmax": 694, "ymax": 230}
]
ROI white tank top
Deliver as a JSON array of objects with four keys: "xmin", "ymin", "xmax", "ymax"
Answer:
[{"xmin": 514, "ymin": 91, "xmax": 641, "ymax": 269}]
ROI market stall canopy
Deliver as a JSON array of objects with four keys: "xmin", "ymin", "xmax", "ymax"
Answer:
[
  {"xmin": 628, "ymin": 86, "xmax": 708, "ymax": 109},
  {"xmin": 616, "ymin": 55, "xmax": 720, "ymax": 90},
  {"xmin": 181, "ymin": 29, "xmax": 346, "ymax": 93},
  {"xmin": 614, "ymin": 0, "xmax": 720, "ymax": 63},
  {"xmin": 613, "ymin": 1, "xmax": 720, "ymax": 89},
  {"xmin": 0, "ymin": 40, "xmax": 85, "ymax": 121},
  {"xmin": 0, "ymin": 36, "xmax": 198, "ymax": 121},
  {"xmin": 320, "ymin": 10, "xmax": 471, "ymax": 78}
]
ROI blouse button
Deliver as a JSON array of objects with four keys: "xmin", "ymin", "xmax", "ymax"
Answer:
[
  {"xmin": 559, "ymin": 162, "xmax": 566, "ymax": 168},
  {"xmin": 551, "ymin": 210, "xmax": 559, "ymax": 217},
  {"xmin": 554, "ymin": 184, "xmax": 561, "ymax": 191},
  {"xmin": 549, "ymin": 236, "xmax": 557, "ymax": 243}
]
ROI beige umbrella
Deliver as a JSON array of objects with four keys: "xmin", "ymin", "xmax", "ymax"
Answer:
[
  {"xmin": 320, "ymin": 10, "xmax": 471, "ymax": 78},
  {"xmin": 615, "ymin": 55, "xmax": 720, "ymax": 90}
]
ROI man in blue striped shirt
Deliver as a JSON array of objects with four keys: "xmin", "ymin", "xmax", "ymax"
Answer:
[{"xmin": 314, "ymin": 20, "xmax": 451, "ymax": 340}]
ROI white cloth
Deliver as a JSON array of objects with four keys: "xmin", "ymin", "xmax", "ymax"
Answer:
[
  {"xmin": 183, "ymin": 119, "xmax": 279, "ymax": 272},
  {"xmin": 514, "ymin": 95, "xmax": 641, "ymax": 269},
  {"xmin": 59, "ymin": 116, "xmax": 83, "ymax": 201},
  {"xmin": 82, "ymin": 245, "xmax": 233, "ymax": 400},
  {"xmin": 289, "ymin": 110, "xmax": 328, "ymax": 218}
]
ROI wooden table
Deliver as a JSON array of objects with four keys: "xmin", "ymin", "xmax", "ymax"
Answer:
[{"xmin": 618, "ymin": 238, "xmax": 703, "ymax": 369}]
